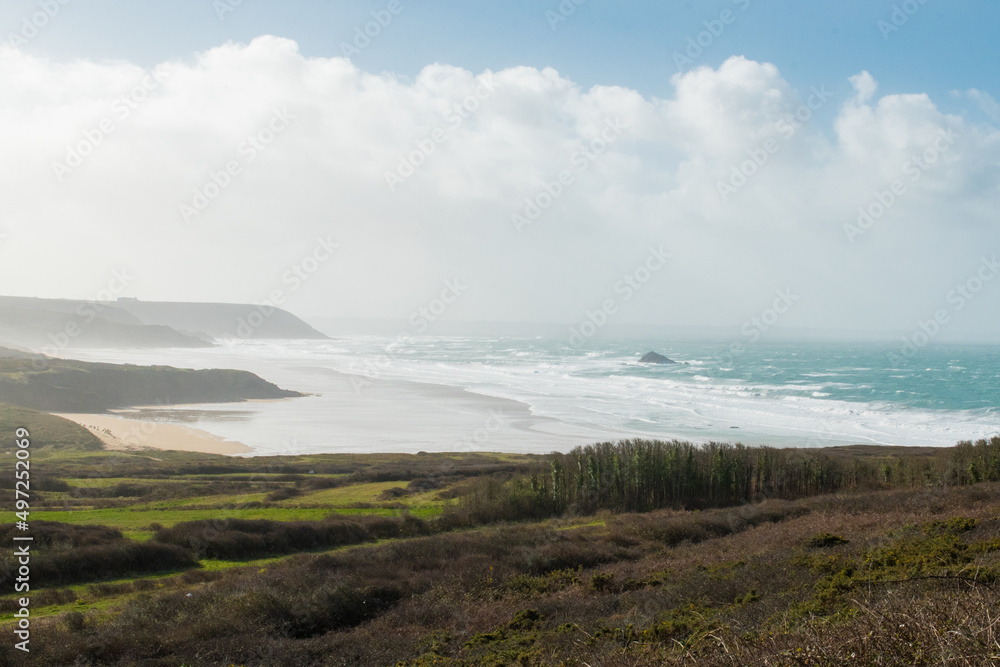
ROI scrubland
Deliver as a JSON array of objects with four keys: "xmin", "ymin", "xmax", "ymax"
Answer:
[{"xmin": 2, "ymin": 406, "xmax": 999, "ymax": 665}]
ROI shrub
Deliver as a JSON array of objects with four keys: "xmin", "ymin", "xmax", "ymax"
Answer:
[
  {"xmin": 508, "ymin": 609, "xmax": 543, "ymax": 631},
  {"xmin": 0, "ymin": 521, "xmax": 123, "ymax": 548},
  {"xmin": 265, "ymin": 487, "xmax": 302, "ymax": 502},
  {"xmin": 590, "ymin": 572, "xmax": 615, "ymax": 592},
  {"xmin": 0, "ymin": 541, "xmax": 197, "ymax": 587},
  {"xmin": 155, "ymin": 516, "xmax": 428, "ymax": 559},
  {"xmin": 806, "ymin": 533, "xmax": 850, "ymax": 548}
]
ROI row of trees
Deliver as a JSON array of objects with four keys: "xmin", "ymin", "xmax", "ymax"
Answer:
[{"xmin": 454, "ymin": 436, "xmax": 1000, "ymax": 522}]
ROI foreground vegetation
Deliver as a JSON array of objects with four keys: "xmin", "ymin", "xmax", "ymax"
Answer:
[{"xmin": 1, "ymin": 405, "xmax": 999, "ymax": 665}]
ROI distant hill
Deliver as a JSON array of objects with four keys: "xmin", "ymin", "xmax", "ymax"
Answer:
[
  {"xmin": 0, "ymin": 296, "xmax": 327, "ymax": 350},
  {"xmin": 0, "ymin": 349, "xmax": 304, "ymax": 413},
  {"xmin": 113, "ymin": 299, "xmax": 328, "ymax": 340},
  {"xmin": 0, "ymin": 305, "xmax": 211, "ymax": 350}
]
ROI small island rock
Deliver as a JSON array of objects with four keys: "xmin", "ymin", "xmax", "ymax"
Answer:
[{"xmin": 639, "ymin": 351, "xmax": 677, "ymax": 364}]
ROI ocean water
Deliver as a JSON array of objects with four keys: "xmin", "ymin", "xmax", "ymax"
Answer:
[
  {"xmin": 304, "ymin": 336, "xmax": 1000, "ymax": 446},
  {"xmin": 68, "ymin": 336, "xmax": 1000, "ymax": 452}
]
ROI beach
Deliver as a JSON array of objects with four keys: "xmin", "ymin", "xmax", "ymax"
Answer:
[
  {"xmin": 53, "ymin": 344, "xmax": 619, "ymax": 456},
  {"xmin": 57, "ymin": 367, "xmax": 616, "ymax": 456},
  {"xmin": 57, "ymin": 337, "xmax": 1000, "ymax": 456},
  {"xmin": 54, "ymin": 412, "xmax": 253, "ymax": 455}
]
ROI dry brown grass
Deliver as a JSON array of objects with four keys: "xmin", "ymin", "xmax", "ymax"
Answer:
[{"xmin": 8, "ymin": 482, "xmax": 1000, "ymax": 666}]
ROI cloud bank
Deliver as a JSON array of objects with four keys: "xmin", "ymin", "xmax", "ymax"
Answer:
[{"xmin": 1, "ymin": 36, "xmax": 998, "ymax": 336}]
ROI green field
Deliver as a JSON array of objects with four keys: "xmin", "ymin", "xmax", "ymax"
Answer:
[{"xmin": 2, "ymin": 405, "xmax": 1000, "ymax": 666}]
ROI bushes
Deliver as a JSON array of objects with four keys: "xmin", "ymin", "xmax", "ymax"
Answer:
[
  {"xmin": 0, "ymin": 588, "xmax": 76, "ymax": 613},
  {"xmin": 265, "ymin": 486, "xmax": 303, "ymax": 502},
  {"xmin": 506, "ymin": 568, "xmax": 581, "ymax": 596},
  {"xmin": 0, "ymin": 521, "xmax": 194, "ymax": 587},
  {"xmin": 155, "ymin": 515, "xmax": 428, "ymax": 559},
  {"xmin": 806, "ymin": 533, "xmax": 850, "ymax": 548},
  {"xmin": 93, "ymin": 483, "xmax": 156, "ymax": 498},
  {"xmin": 590, "ymin": 572, "xmax": 615, "ymax": 592},
  {"xmin": 15, "ymin": 489, "xmax": 1000, "ymax": 666},
  {"xmin": 0, "ymin": 521, "xmax": 123, "ymax": 548},
  {"xmin": 0, "ymin": 541, "xmax": 196, "ymax": 588},
  {"xmin": 0, "ymin": 521, "xmax": 198, "ymax": 586},
  {"xmin": 612, "ymin": 499, "xmax": 810, "ymax": 548},
  {"xmin": 440, "ymin": 474, "xmax": 559, "ymax": 528},
  {"xmin": 378, "ymin": 487, "xmax": 409, "ymax": 500},
  {"xmin": 264, "ymin": 584, "xmax": 404, "ymax": 639}
]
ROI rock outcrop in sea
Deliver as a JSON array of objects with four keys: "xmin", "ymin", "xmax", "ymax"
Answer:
[{"xmin": 639, "ymin": 351, "xmax": 677, "ymax": 364}]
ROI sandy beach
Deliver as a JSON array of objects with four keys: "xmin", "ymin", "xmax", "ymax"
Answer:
[
  {"xmin": 55, "ymin": 344, "xmax": 622, "ymax": 456},
  {"xmin": 94, "ymin": 368, "xmax": 617, "ymax": 456},
  {"xmin": 54, "ymin": 412, "xmax": 253, "ymax": 455}
]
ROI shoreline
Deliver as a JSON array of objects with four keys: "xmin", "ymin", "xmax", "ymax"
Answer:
[
  {"xmin": 53, "ymin": 346, "xmax": 634, "ymax": 455},
  {"xmin": 54, "ymin": 412, "xmax": 253, "ymax": 455},
  {"xmin": 54, "ymin": 344, "xmax": 987, "ymax": 453}
]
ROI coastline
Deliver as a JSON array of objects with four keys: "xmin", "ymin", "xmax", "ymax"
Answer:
[
  {"xmin": 57, "ymin": 341, "xmax": 998, "ymax": 453},
  {"xmin": 55, "ymin": 346, "xmax": 631, "ymax": 455},
  {"xmin": 54, "ymin": 412, "xmax": 253, "ymax": 455},
  {"xmin": 107, "ymin": 368, "xmax": 624, "ymax": 456}
]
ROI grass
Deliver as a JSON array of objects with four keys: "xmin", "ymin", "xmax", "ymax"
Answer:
[
  {"xmin": 0, "ymin": 404, "xmax": 103, "ymax": 453},
  {"xmin": 4, "ymin": 408, "xmax": 1000, "ymax": 664},
  {"xmin": 0, "ymin": 534, "xmax": 416, "ymax": 626},
  {"xmin": 278, "ymin": 480, "xmax": 420, "ymax": 505},
  {"xmin": 31, "ymin": 507, "xmax": 346, "ymax": 529},
  {"xmin": 11, "ymin": 481, "xmax": 1000, "ymax": 665}
]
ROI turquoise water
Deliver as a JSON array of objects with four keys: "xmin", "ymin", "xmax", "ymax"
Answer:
[
  {"xmin": 68, "ymin": 337, "xmax": 1000, "ymax": 450},
  {"xmin": 314, "ymin": 336, "xmax": 1000, "ymax": 447}
]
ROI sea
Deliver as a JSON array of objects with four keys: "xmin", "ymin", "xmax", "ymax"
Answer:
[{"xmin": 65, "ymin": 336, "xmax": 1000, "ymax": 455}]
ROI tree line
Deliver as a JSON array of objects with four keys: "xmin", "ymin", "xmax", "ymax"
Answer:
[{"xmin": 452, "ymin": 436, "xmax": 1000, "ymax": 523}]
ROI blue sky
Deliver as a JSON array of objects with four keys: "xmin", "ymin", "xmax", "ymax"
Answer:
[{"xmin": 4, "ymin": 0, "xmax": 998, "ymax": 118}]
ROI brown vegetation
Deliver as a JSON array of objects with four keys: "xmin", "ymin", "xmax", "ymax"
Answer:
[{"xmin": 8, "ymin": 481, "xmax": 1000, "ymax": 665}]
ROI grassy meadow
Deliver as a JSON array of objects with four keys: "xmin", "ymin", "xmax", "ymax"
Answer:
[{"xmin": 1, "ymin": 405, "xmax": 999, "ymax": 665}]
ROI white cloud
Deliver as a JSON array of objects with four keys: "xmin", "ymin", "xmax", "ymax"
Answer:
[
  {"xmin": 0, "ymin": 38, "xmax": 998, "ymax": 336},
  {"xmin": 954, "ymin": 87, "xmax": 1000, "ymax": 122},
  {"xmin": 849, "ymin": 71, "xmax": 877, "ymax": 104}
]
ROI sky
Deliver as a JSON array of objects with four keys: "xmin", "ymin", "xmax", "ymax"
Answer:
[{"xmin": 1, "ymin": 0, "xmax": 999, "ymax": 338}]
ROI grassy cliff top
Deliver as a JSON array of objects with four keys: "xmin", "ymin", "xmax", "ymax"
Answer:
[
  {"xmin": 0, "ymin": 352, "xmax": 303, "ymax": 412},
  {"xmin": 0, "ymin": 404, "xmax": 103, "ymax": 453}
]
